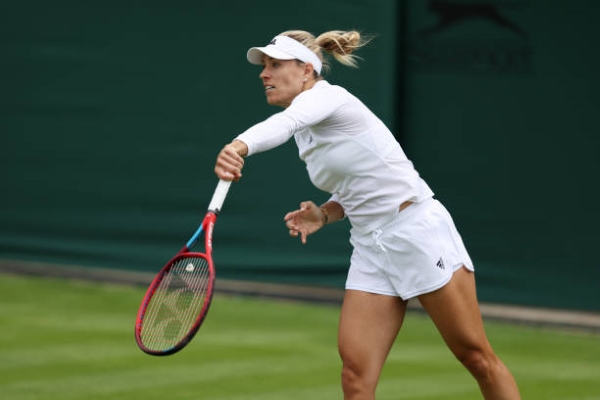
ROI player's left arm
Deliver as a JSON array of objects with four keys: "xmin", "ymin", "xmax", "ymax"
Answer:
[
  {"xmin": 284, "ymin": 200, "xmax": 344, "ymax": 244},
  {"xmin": 319, "ymin": 200, "xmax": 345, "ymax": 226}
]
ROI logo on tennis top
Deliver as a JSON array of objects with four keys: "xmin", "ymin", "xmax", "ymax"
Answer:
[{"xmin": 269, "ymin": 38, "xmax": 277, "ymax": 45}]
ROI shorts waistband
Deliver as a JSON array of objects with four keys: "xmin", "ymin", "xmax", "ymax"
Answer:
[{"xmin": 350, "ymin": 198, "xmax": 435, "ymax": 238}]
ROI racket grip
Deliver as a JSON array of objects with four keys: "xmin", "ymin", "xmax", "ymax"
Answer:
[{"xmin": 208, "ymin": 179, "xmax": 232, "ymax": 213}]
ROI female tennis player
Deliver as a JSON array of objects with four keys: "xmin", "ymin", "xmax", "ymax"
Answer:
[{"xmin": 214, "ymin": 30, "xmax": 520, "ymax": 399}]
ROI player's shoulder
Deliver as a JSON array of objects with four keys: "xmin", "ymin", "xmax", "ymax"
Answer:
[
  {"xmin": 313, "ymin": 80, "xmax": 347, "ymax": 94},
  {"xmin": 301, "ymin": 80, "xmax": 354, "ymax": 104}
]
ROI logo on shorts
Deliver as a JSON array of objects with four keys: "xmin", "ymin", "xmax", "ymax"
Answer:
[{"xmin": 436, "ymin": 257, "xmax": 445, "ymax": 270}]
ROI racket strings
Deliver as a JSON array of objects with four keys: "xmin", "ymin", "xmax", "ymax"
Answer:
[{"xmin": 140, "ymin": 256, "xmax": 212, "ymax": 352}]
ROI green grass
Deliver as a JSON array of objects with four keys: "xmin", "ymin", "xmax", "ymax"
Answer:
[{"xmin": 0, "ymin": 274, "xmax": 599, "ymax": 399}]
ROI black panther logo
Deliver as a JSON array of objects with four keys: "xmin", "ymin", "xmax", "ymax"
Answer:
[
  {"xmin": 417, "ymin": 0, "xmax": 528, "ymax": 39},
  {"xmin": 408, "ymin": 0, "xmax": 532, "ymax": 73}
]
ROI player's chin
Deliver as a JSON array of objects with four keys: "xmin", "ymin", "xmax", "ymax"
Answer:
[
  {"xmin": 265, "ymin": 96, "xmax": 277, "ymax": 106},
  {"xmin": 265, "ymin": 93, "xmax": 286, "ymax": 108}
]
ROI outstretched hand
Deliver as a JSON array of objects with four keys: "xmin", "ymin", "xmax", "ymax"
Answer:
[
  {"xmin": 284, "ymin": 201, "xmax": 325, "ymax": 244},
  {"xmin": 215, "ymin": 141, "xmax": 247, "ymax": 182}
]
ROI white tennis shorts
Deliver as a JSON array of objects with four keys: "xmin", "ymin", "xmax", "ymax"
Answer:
[{"xmin": 346, "ymin": 198, "xmax": 474, "ymax": 300}]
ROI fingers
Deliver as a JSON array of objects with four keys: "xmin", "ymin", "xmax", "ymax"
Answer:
[
  {"xmin": 284, "ymin": 208, "xmax": 302, "ymax": 231},
  {"xmin": 300, "ymin": 231, "xmax": 307, "ymax": 244},
  {"xmin": 288, "ymin": 227, "xmax": 307, "ymax": 244},
  {"xmin": 284, "ymin": 201, "xmax": 319, "ymax": 245},
  {"xmin": 215, "ymin": 144, "xmax": 245, "ymax": 181},
  {"xmin": 299, "ymin": 201, "xmax": 313, "ymax": 213},
  {"xmin": 284, "ymin": 210, "xmax": 303, "ymax": 243},
  {"xmin": 285, "ymin": 215, "xmax": 302, "ymax": 241}
]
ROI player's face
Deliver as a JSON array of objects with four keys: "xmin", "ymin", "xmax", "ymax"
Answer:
[{"xmin": 259, "ymin": 56, "xmax": 307, "ymax": 108}]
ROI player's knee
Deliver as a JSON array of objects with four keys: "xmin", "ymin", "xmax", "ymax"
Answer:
[
  {"xmin": 341, "ymin": 363, "xmax": 358, "ymax": 392},
  {"xmin": 341, "ymin": 362, "xmax": 378, "ymax": 399},
  {"xmin": 456, "ymin": 348, "xmax": 497, "ymax": 381}
]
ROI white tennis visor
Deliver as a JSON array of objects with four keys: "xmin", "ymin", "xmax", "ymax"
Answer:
[{"xmin": 246, "ymin": 35, "xmax": 323, "ymax": 75}]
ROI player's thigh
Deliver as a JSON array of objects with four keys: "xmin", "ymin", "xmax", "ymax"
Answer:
[
  {"xmin": 338, "ymin": 290, "xmax": 407, "ymax": 369},
  {"xmin": 417, "ymin": 267, "xmax": 491, "ymax": 354}
]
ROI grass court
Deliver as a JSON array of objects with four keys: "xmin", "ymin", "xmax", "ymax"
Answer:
[{"xmin": 1, "ymin": 273, "xmax": 599, "ymax": 399}]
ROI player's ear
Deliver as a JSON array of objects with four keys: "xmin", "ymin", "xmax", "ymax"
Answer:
[{"xmin": 304, "ymin": 62, "xmax": 315, "ymax": 79}]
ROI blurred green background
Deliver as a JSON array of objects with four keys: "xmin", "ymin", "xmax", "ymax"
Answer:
[{"xmin": 1, "ymin": 0, "xmax": 599, "ymax": 311}]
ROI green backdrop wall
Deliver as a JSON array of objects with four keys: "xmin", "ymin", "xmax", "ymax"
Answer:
[
  {"xmin": 401, "ymin": 0, "xmax": 600, "ymax": 311},
  {"xmin": 1, "ymin": 1, "xmax": 598, "ymax": 312},
  {"xmin": 0, "ymin": 0, "xmax": 396, "ymax": 285}
]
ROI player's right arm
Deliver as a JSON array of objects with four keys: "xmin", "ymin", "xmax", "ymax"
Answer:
[{"xmin": 215, "ymin": 139, "xmax": 247, "ymax": 181}]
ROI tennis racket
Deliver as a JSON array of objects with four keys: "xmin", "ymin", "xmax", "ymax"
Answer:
[{"xmin": 135, "ymin": 179, "xmax": 232, "ymax": 356}]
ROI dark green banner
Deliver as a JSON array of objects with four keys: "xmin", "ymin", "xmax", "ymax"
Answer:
[
  {"xmin": 402, "ymin": 0, "xmax": 600, "ymax": 311},
  {"xmin": 0, "ymin": 1, "xmax": 396, "ymax": 286}
]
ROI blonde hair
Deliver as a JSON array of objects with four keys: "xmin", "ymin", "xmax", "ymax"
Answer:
[{"xmin": 279, "ymin": 29, "xmax": 369, "ymax": 75}]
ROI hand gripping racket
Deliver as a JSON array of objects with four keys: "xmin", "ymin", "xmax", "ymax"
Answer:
[{"xmin": 135, "ymin": 179, "xmax": 232, "ymax": 356}]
